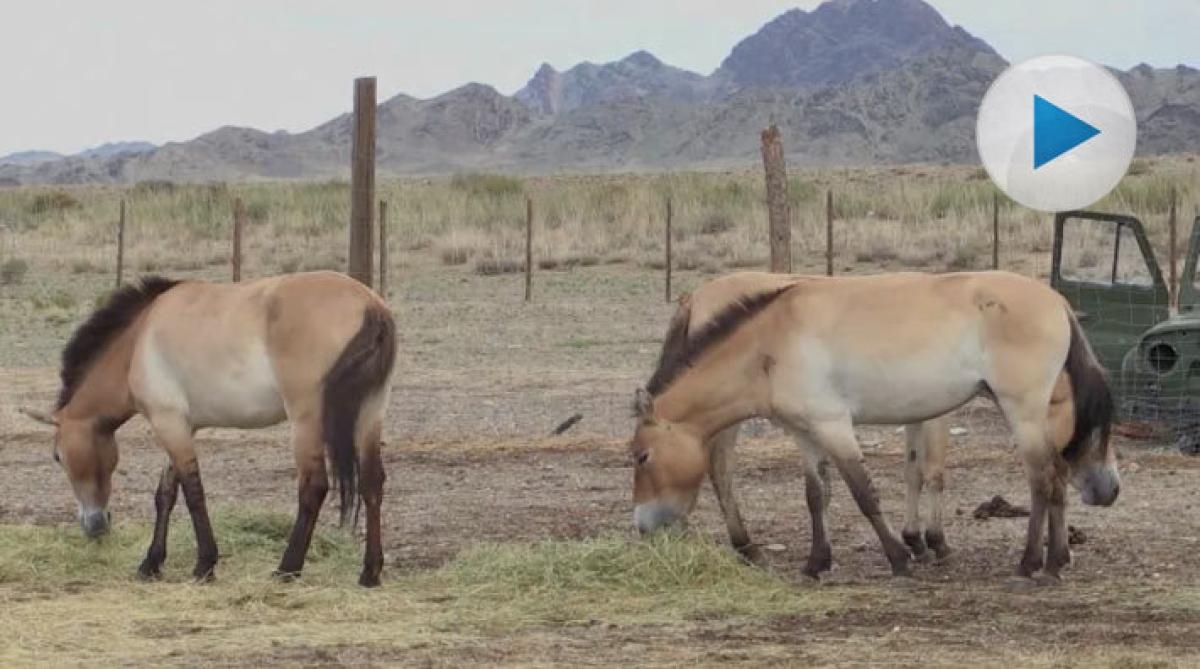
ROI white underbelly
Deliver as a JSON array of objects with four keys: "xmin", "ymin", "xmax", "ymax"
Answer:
[{"xmin": 186, "ymin": 369, "xmax": 287, "ymax": 429}]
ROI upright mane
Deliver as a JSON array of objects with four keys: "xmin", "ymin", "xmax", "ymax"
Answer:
[
  {"xmin": 57, "ymin": 276, "xmax": 181, "ymax": 409},
  {"xmin": 646, "ymin": 285, "xmax": 793, "ymax": 397}
]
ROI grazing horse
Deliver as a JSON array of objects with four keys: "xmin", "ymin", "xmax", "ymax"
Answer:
[
  {"xmin": 655, "ymin": 272, "xmax": 953, "ymax": 578},
  {"xmin": 630, "ymin": 271, "xmax": 1118, "ymax": 584},
  {"xmin": 22, "ymin": 271, "xmax": 396, "ymax": 586}
]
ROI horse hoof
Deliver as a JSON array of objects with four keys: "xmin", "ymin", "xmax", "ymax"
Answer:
[
  {"xmin": 136, "ymin": 566, "xmax": 161, "ymax": 581},
  {"xmin": 358, "ymin": 572, "xmax": 381, "ymax": 588},
  {"xmin": 736, "ymin": 545, "xmax": 766, "ymax": 567},
  {"xmin": 273, "ymin": 569, "xmax": 302, "ymax": 583},
  {"xmin": 192, "ymin": 569, "xmax": 216, "ymax": 584},
  {"xmin": 1003, "ymin": 576, "xmax": 1038, "ymax": 593}
]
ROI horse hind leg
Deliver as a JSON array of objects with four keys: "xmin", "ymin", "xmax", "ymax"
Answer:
[
  {"xmin": 354, "ymin": 399, "xmax": 388, "ymax": 588},
  {"xmin": 707, "ymin": 424, "xmax": 762, "ymax": 565},
  {"xmin": 920, "ymin": 417, "xmax": 953, "ymax": 562},
  {"xmin": 275, "ymin": 414, "xmax": 330, "ymax": 580},
  {"xmin": 901, "ymin": 423, "xmax": 928, "ymax": 559}
]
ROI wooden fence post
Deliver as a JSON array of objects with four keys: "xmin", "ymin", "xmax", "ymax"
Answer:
[
  {"xmin": 1169, "ymin": 187, "xmax": 1178, "ymax": 308},
  {"xmin": 525, "ymin": 196, "xmax": 533, "ymax": 302},
  {"xmin": 348, "ymin": 76, "xmax": 377, "ymax": 287},
  {"xmin": 825, "ymin": 189, "xmax": 833, "ymax": 277},
  {"xmin": 761, "ymin": 124, "xmax": 791, "ymax": 273},
  {"xmin": 116, "ymin": 199, "xmax": 126, "ymax": 288},
  {"xmin": 379, "ymin": 200, "xmax": 388, "ymax": 299},
  {"xmin": 992, "ymin": 192, "xmax": 1000, "ymax": 270},
  {"xmin": 665, "ymin": 197, "xmax": 673, "ymax": 303},
  {"xmin": 232, "ymin": 197, "xmax": 244, "ymax": 282}
]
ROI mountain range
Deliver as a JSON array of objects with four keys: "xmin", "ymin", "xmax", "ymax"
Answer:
[{"xmin": 3, "ymin": 0, "xmax": 1198, "ymax": 186}]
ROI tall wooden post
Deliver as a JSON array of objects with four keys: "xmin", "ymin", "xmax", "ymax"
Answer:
[
  {"xmin": 379, "ymin": 200, "xmax": 389, "ymax": 299},
  {"xmin": 665, "ymin": 197, "xmax": 673, "ymax": 303},
  {"xmin": 116, "ymin": 199, "xmax": 126, "ymax": 288},
  {"xmin": 992, "ymin": 192, "xmax": 1000, "ymax": 270},
  {"xmin": 1169, "ymin": 187, "xmax": 1178, "ymax": 308},
  {"xmin": 525, "ymin": 196, "xmax": 533, "ymax": 302},
  {"xmin": 232, "ymin": 197, "xmax": 244, "ymax": 282},
  {"xmin": 348, "ymin": 76, "xmax": 377, "ymax": 287},
  {"xmin": 761, "ymin": 124, "xmax": 791, "ymax": 273},
  {"xmin": 825, "ymin": 189, "xmax": 834, "ymax": 277}
]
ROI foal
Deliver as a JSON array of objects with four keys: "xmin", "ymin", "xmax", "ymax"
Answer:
[
  {"xmin": 24, "ymin": 272, "xmax": 396, "ymax": 586},
  {"xmin": 631, "ymin": 271, "xmax": 1118, "ymax": 584}
]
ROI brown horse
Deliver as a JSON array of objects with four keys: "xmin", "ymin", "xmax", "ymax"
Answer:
[
  {"xmin": 21, "ymin": 271, "xmax": 396, "ymax": 586},
  {"xmin": 631, "ymin": 271, "xmax": 1118, "ymax": 585},
  {"xmin": 655, "ymin": 272, "xmax": 953, "ymax": 579}
]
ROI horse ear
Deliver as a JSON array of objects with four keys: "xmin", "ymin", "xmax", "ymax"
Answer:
[
  {"xmin": 19, "ymin": 407, "xmax": 58, "ymax": 428},
  {"xmin": 634, "ymin": 388, "xmax": 656, "ymax": 424}
]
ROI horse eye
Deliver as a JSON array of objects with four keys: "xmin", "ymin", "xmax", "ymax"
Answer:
[
  {"xmin": 635, "ymin": 451, "xmax": 650, "ymax": 466},
  {"xmin": 53, "ymin": 451, "xmax": 61, "ymax": 464}
]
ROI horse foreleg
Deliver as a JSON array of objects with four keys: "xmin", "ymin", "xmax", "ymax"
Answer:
[
  {"xmin": 1043, "ymin": 462, "xmax": 1071, "ymax": 581},
  {"xmin": 357, "ymin": 440, "xmax": 386, "ymax": 587},
  {"xmin": 276, "ymin": 420, "xmax": 329, "ymax": 580},
  {"xmin": 707, "ymin": 425, "xmax": 761, "ymax": 565},
  {"xmin": 797, "ymin": 438, "xmax": 833, "ymax": 579},
  {"xmin": 137, "ymin": 463, "xmax": 179, "ymax": 580},
  {"xmin": 151, "ymin": 414, "xmax": 218, "ymax": 582},
  {"xmin": 813, "ymin": 421, "xmax": 911, "ymax": 577}
]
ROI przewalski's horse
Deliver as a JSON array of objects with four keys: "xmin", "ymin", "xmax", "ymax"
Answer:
[
  {"xmin": 21, "ymin": 271, "xmax": 396, "ymax": 586},
  {"xmin": 654, "ymin": 272, "xmax": 953, "ymax": 579},
  {"xmin": 631, "ymin": 271, "xmax": 1118, "ymax": 585}
]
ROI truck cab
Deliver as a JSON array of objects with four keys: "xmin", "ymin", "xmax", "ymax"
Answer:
[{"xmin": 1051, "ymin": 211, "xmax": 1200, "ymax": 451}]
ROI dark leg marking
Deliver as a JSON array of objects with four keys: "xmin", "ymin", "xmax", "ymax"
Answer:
[
  {"xmin": 138, "ymin": 464, "xmax": 179, "ymax": 580},
  {"xmin": 179, "ymin": 467, "xmax": 218, "ymax": 582},
  {"xmin": 1018, "ymin": 479, "xmax": 1050, "ymax": 578},
  {"xmin": 837, "ymin": 457, "xmax": 910, "ymax": 576},
  {"xmin": 1044, "ymin": 475, "xmax": 1071, "ymax": 579},
  {"xmin": 902, "ymin": 529, "xmax": 928, "ymax": 557},
  {"xmin": 802, "ymin": 458, "xmax": 834, "ymax": 578},
  {"xmin": 275, "ymin": 464, "xmax": 330, "ymax": 580},
  {"xmin": 358, "ymin": 446, "xmax": 386, "ymax": 588}
]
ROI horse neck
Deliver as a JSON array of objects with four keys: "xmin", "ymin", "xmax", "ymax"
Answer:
[
  {"xmin": 61, "ymin": 327, "xmax": 138, "ymax": 425},
  {"xmin": 653, "ymin": 339, "xmax": 768, "ymax": 442}
]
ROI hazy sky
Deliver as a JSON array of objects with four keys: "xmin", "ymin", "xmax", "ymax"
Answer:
[{"xmin": 1, "ymin": 1, "xmax": 1196, "ymax": 156}]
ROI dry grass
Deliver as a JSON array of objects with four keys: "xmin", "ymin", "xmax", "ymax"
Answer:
[{"xmin": 0, "ymin": 511, "xmax": 834, "ymax": 665}]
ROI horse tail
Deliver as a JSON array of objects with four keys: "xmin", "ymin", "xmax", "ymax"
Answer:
[
  {"xmin": 1061, "ymin": 308, "xmax": 1114, "ymax": 462},
  {"xmin": 651, "ymin": 292, "xmax": 693, "ymax": 384},
  {"xmin": 322, "ymin": 304, "xmax": 397, "ymax": 526}
]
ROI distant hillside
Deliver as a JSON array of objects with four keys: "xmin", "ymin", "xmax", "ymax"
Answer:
[{"xmin": 2, "ymin": 0, "xmax": 1198, "ymax": 185}]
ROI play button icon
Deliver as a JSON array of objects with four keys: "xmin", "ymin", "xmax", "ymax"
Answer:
[
  {"xmin": 977, "ymin": 54, "xmax": 1137, "ymax": 212},
  {"xmin": 1033, "ymin": 95, "xmax": 1101, "ymax": 169}
]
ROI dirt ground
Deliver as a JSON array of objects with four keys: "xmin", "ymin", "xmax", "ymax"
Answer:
[{"xmin": 2, "ymin": 261, "xmax": 1200, "ymax": 666}]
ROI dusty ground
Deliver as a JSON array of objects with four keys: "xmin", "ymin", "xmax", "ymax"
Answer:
[{"xmin": 2, "ymin": 261, "xmax": 1199, "ymax": 666}]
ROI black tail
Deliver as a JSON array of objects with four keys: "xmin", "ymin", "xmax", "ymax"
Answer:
[
  {"xmin": 1061, "ymin": 311, "xmax": 1114, "ymax": 462},
  {"xmin": 321, "ymin": 305, "xmax": 397, "ymax": 526}
]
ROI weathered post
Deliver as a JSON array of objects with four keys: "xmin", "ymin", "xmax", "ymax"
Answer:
[
  {"xmin": 378, "ymin": 199, "xmax": 389, "ymax": 298},
  {"xmin": 761, "ymin": 124, "xmax": 791, "ymax": 273},
  {"xmin": 665, "ymin": 197, "xmax": 673, "ymax": 303},
  {"xmin": 825, "ymin": 189, "xmax": 834, "ymax": 277},
  {"xmin": 992, "ymin": 192, "xmax": 1000, "ymax": 270},
  {"xmin": 232, "ymin": 197, "xmax": 244, "ymax": 282},
  {"xmin": 348, "ymin": 76, "xmax": 376, "ymax": 287},
  {"xmin": 1169, "ymin": 186, "xmax": 1178, "ymax": 308},
  {"xmin": 525, "ymin": 196, "xmax": 533, "ymax": 302},
  {"xmin": 116, "ymin": 199, "xmax": 126, "ymax": 288}
]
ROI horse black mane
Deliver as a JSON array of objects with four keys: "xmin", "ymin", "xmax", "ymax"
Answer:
[
  {"xmin": 645, "ymin": 285, "xmax": 793, "ymax": 397},
  {"xmin": 57, "ymin": 276, "xmax": 181, "ymax": 410}
]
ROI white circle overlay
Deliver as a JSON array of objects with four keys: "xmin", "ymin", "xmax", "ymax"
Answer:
[{"xmin": 976, "ymin": 54, "xmax": 1137, "ymax": 212}]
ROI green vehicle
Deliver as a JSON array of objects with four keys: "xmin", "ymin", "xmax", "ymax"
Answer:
[{"xmin": 1052, "ymin": 211, "xmax": 1200, "ymax": 452}]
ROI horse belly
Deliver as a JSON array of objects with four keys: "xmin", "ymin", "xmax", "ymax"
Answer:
[
  {"xmin": 181, "ymin": 349, "xmax": 287, "ymax": 429},
  {"xmin": 836, "ymin": 347, "xmax": 985, "ymax": 425}
]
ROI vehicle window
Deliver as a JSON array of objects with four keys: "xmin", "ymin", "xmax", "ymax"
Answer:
[{"xmin": 1059, "ymin": 218, "xmax": 1153, "ymax": 286}]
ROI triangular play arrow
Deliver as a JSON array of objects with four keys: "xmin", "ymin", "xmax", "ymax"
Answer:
[{"xmin": 1034, "ymin": 95, "xmax": 1101, "ymax": 169}]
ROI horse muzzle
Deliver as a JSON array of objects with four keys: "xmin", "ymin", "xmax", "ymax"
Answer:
[
  {"xmin": 80, "ymin": 510, "xmax": 111, "ymax": 538},
  {"xmin": 633, "ymin": 502, "xmax": 684, "ymax": 535},
  {"xmin": 1077, "ymin": 468, "xmax": 1120, "ymax": 507}
]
